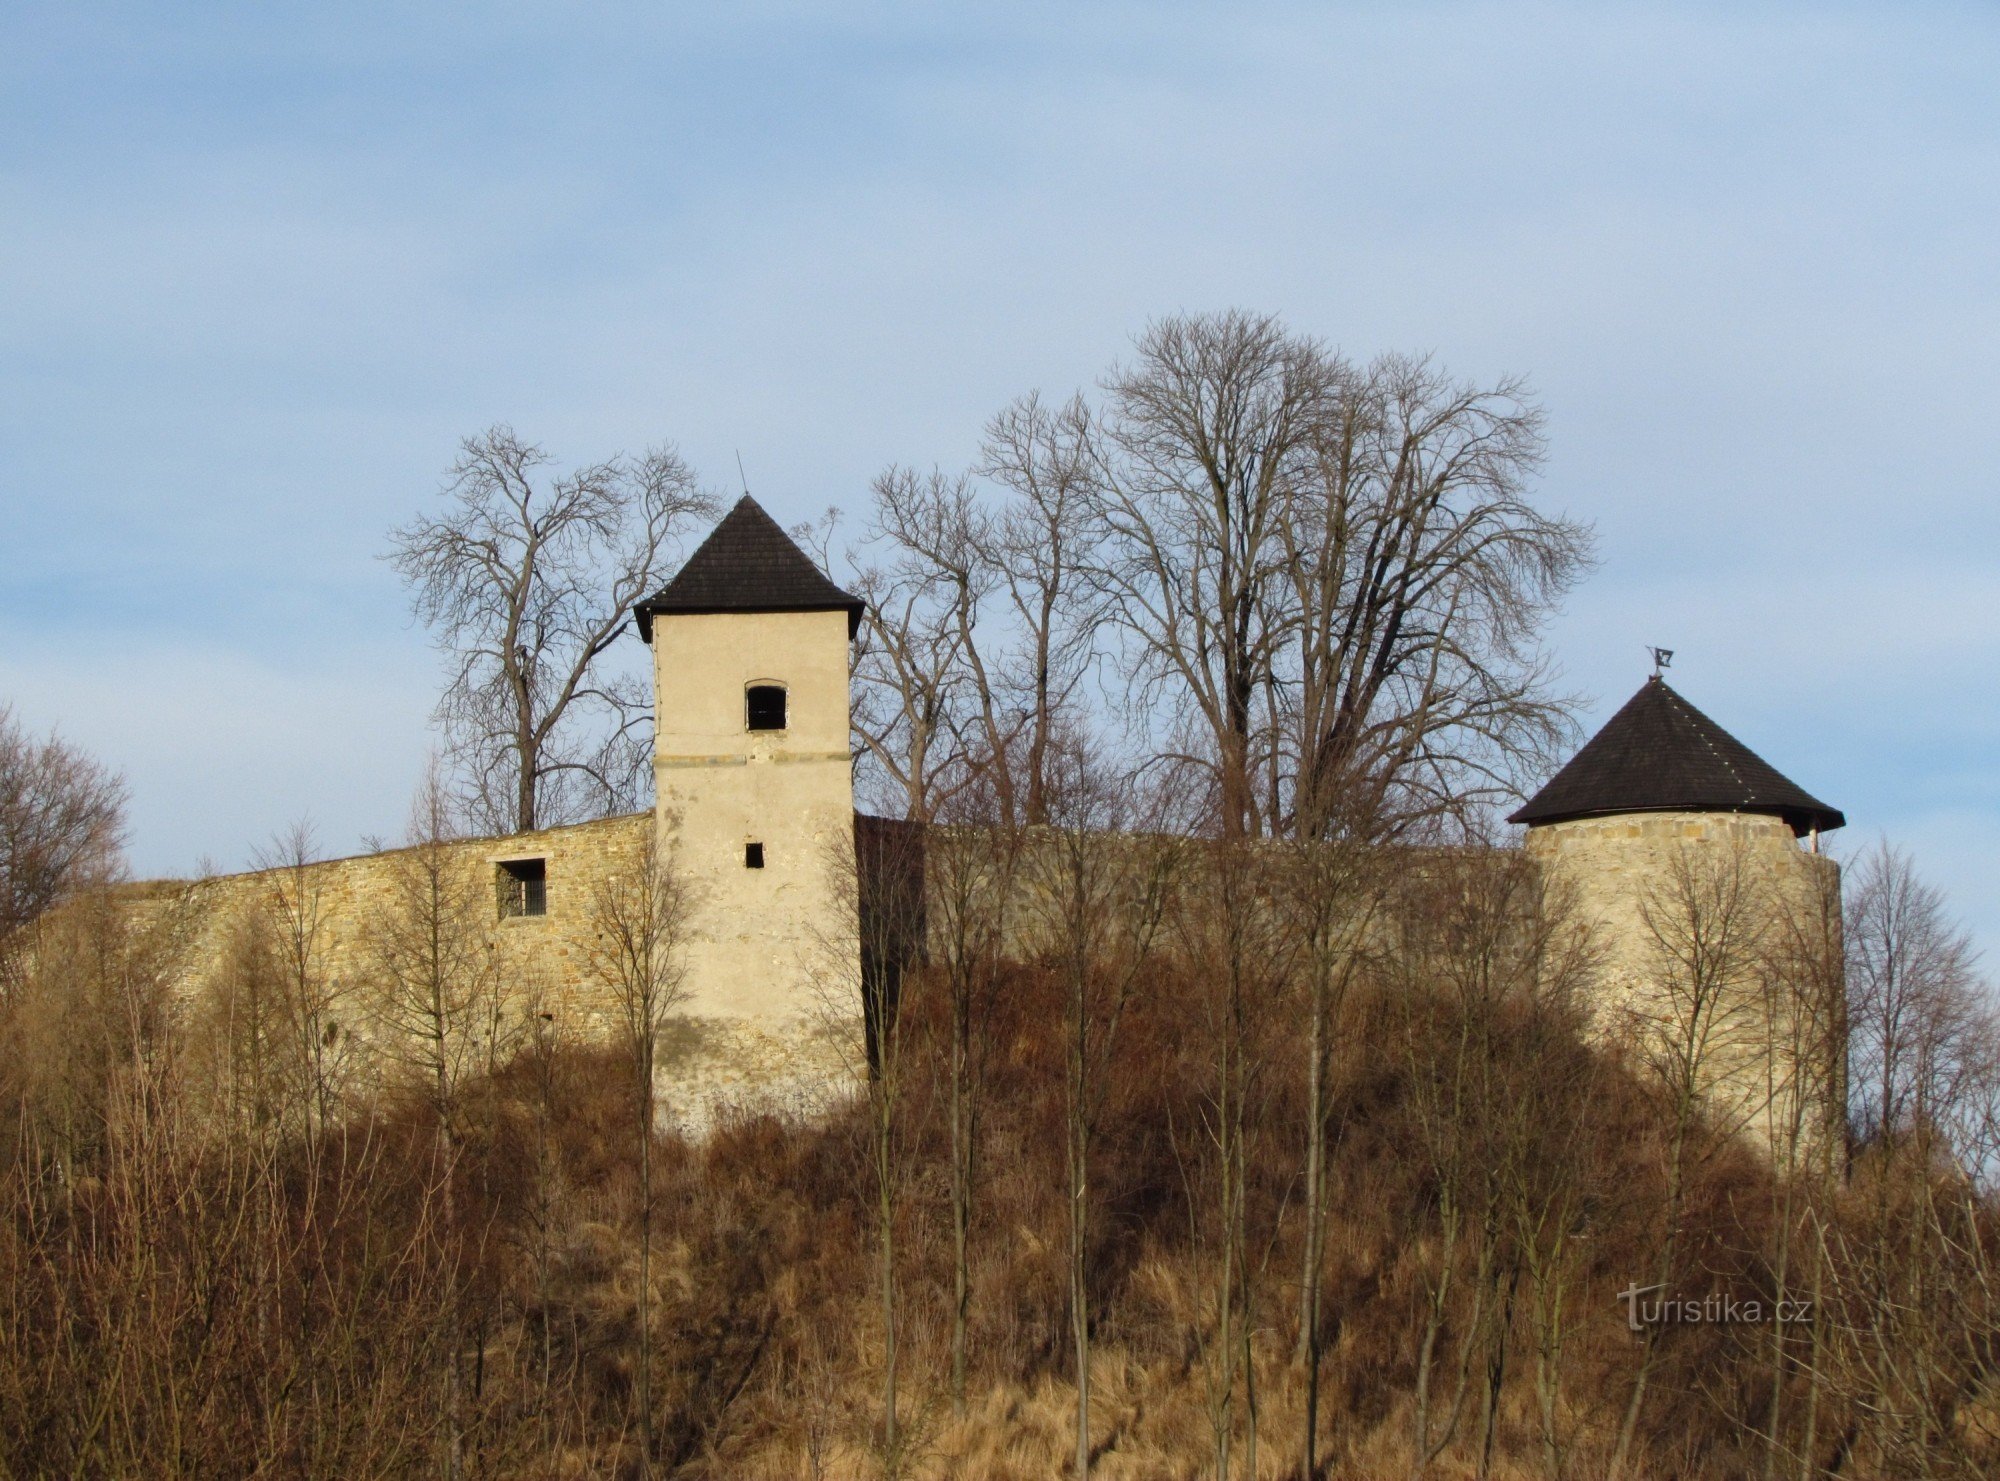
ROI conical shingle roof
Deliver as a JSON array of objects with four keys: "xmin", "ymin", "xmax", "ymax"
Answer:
[
  {"xmin": 1508, "ymin": 677, "xmax": 1844, "ymax": 836},
  {"xmin": 635, "ymin": 495, "xmax": 864, "ymax": 641}
]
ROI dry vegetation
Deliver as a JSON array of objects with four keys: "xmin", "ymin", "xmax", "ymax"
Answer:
[{"xmin": 4, "ymin": 813, "xmax": 1999, "ymax": 1479}]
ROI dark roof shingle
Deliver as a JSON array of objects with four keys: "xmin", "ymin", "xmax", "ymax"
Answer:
[
  {"xmin": 636, "ymin": 495, "xmax": 864, "ymax": 641},
  {"xmin": 1507, "ymin": 677, "xmax": 1844, "ymax": 836}
]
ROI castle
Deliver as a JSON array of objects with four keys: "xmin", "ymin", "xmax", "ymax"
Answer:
[{"xmin": 150, "ymin": 496, "xmax": 1848, "ymax": 1143}]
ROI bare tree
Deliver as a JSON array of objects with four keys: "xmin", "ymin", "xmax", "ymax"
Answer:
[
  {"xmin": 1288, "ymin": 831, "xmax": 1389, "ymax": 1479},
  {"xmin": 585, "ymin": 831, "xmax": 692, "ymax": 1479},
  {"xmin": 251, "ymin": 821, "xmax": 352, "ymax": 1143},
  {"xmin": 197, "ymin": 895, "xmax": 303, "ymax": 1152},
  {"xmin": 851, "ymin": 467, "xmax": 992, "ymax": 822},
  {"xmin": 388, "ymin": 426, "xmax": 713, "ymax": 834},
  {"xmin": 1818, "ymin": 843, "xmax": 2000, "ymax": 1478},
  {"xmin": 370, "ymin": 773, "xmax": 511, "ymax": 1131},
  {"xmin": 511, "ymin": 981, "xmax": 584, "ymax": 1453},
  {"xmin": 855, "ymin": 397, "xmax": 1100, "ymax": 828},
  {"xmin": 0, "ymin": 705, "xmax": 126, "ymax": 989},
  {"xmin": 1277, "ymin": 354, "xmax": 1589, "ymax": 839},
  {"xmin": 366, "ymin": 769, "xmax": 513, "ymax": 1480},
  {"xmin": 1093, "ymin": 311, "xmax": 1333, "ymax": 840},
  {"xmin": 1491, "ymin": 872, "xmax": 1600, "ymax": 1481},
  {"xmin": 3, "ymin": 868, "xmax": 194, "ymax": 1186},
  {"xmin": 1846, "ymin": 843, "xmax": 1987, "ymax": 1154},
  {"xmin": 923, "ymin": 782, "xmax": 1021, "ymax": 1414},
  {"xmin": 1392, "ymin": 848, "xmax": 1564, "ymax": 1479},
  {"xmin": 854, "ymin": 315, "xmax": 1587, "ymax": 847},
  {"xmin": 1089, "ymin": 315, "xmax": 1590, "ymax": 842},
  {"xmin": 1508, "ymin": 1045, "xmax": 1600, "ymax": 1481},
  {"xmin": 978, "ymin": 391, "xmax": 1104, "ymax": 824},
  {"xmin": 1173, "ymin": 836, "xmax": 1292, "ymax": 1480},
  {"xmin": 841, "ymin": 812, "xmax": 929, "ymax": 1470},
  {"xmin": 1752, "ymin": 856, "xmax": 1845, "ymax": 1481},
  {"xmin": 1024, "ymin": 742, "xmax": 1178, "ymax": 1476},
  {"xmin": 1609, "ymin": 841, "xmax": 1771, "ymax": 1481}
]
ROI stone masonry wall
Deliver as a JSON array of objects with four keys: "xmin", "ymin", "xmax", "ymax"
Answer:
[
  {"xmin": 134, "ymin": 811, "xmax": 1841, "ymax": 1155},
  {"xmin": 1524, "ymin": 811, "xmax": 1844, "ymax": 1158},
  {"xmin": 133, "ymin": 810, "xmax": 862, "ymax": 1131},
  {"xmin": 924, "ymin": 816, "xmax": 1846, "ymax": 1159}
]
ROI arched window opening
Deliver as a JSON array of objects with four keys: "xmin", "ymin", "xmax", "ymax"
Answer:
[{"xmin": 746, "ymin": 684, "xmax": 787, "ymax": 732}]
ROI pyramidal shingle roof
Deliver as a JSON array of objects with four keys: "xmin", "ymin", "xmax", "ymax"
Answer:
[
  {"xmin": 635, "ymin": 495, "xmax": 864, "ymax": 641},
  {"xmin": 1507, "ymin": 677, "xmax": 1844, "ymax": 836}
]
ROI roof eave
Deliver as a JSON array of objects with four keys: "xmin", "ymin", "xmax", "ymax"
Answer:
[
  {"xmin": 1509, "ymin": 800, "xmax": 1846, "ymax": 837},
  {"xmin": 635, "ymin": 597, "xmax": 865, "ymax": 643}
]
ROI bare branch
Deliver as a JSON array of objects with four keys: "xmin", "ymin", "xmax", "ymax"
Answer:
[{"xmin": 387, "ymin": 427, "xmax": 715, "ymax": 833}]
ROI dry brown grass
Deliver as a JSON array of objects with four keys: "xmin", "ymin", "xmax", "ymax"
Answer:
[{"xmin": 2, "ymin": 900, "xmax": 1995, "ymax": 1479}]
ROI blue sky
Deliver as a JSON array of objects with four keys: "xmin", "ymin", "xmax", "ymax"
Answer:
[{"xmin": 3, "ymin": 2, "xmax": 1997, "ymax": 954}]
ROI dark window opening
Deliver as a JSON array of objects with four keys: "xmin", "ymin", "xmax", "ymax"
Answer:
[
  {"xmin": 746, "ymin": 684, "xmax": 787, "ymax": 732},
  {"xmin": 744, "ymin": 842, "xmax": 765, "ymax": 869},
  {"xmin": 498, "ymin": 858, "xmax": 547, "ymax": 917}
]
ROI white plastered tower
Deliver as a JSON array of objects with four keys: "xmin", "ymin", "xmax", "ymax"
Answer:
[{"xmin": 635, "ymin": 495, "xmax": 865, "ymax": 1111}]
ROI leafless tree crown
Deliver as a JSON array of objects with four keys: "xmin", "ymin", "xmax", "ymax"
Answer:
[
  {"xmin": 851, "ymin": 311, "xmax": 1594, "ymax": 838},
  {"xmin": 0, "ymin": 705, "xmax": 126, "ymax": 982},
  {"xmin": 388, "ymin": 426, "xmax": 715, "ymax": 834}
]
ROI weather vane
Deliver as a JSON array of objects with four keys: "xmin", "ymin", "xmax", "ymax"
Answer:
[{"xmin": 1649, "ymin": 646, "xmax": 1674, "ymax": 677}]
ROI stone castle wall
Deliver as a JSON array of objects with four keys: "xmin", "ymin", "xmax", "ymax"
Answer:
[
  {"xmin": 134, "ymin": 807, "xmax": 1843, "ymax": 1155},
  {"xmin": 1525, "ymin": 810, "xmax": 1844, "ymax": 1158},
  {"xmin": 134, "ymin": 810, "xmax": 862, "ymax": 1130},
  {"xmin": 922, "ymin": 814, "xmax": 1846, "ymax": 1157}
]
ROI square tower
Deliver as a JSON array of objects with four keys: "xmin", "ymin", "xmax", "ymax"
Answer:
[{"xmin": 635, "ymin": 496, "xmax": 865, "ymax": 1112}]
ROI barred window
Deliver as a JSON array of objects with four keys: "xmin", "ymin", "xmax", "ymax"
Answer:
[{"xmin": 497, "ymin": 857, "xmax": 547, "ymax": 917}]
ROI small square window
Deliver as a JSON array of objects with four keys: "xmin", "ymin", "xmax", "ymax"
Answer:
[
  {"xmin": 744, "ymin": 842, "xmax": 765, "ymax": 869},
  {"xmin": 746, "ymin": 685, "xmax": 787, "ymax": 731},
  {"xmin": 498, "ymin": 858, "xmax": 547, "ymax": 917}
]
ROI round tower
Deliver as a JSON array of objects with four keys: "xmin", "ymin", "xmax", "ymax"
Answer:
[
  {"xmin": 634, "ymin": 495, "xmax": 865, "ymax": 1113},
  {"xmin": 1510, "ymin": 675, "xmax": 1846, "ymax": 1153}
]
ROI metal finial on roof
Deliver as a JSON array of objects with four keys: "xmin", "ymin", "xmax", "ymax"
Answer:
[{"xmin": 1649, "ymin": 646, "xmax": 1674, "ymax": 677}]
